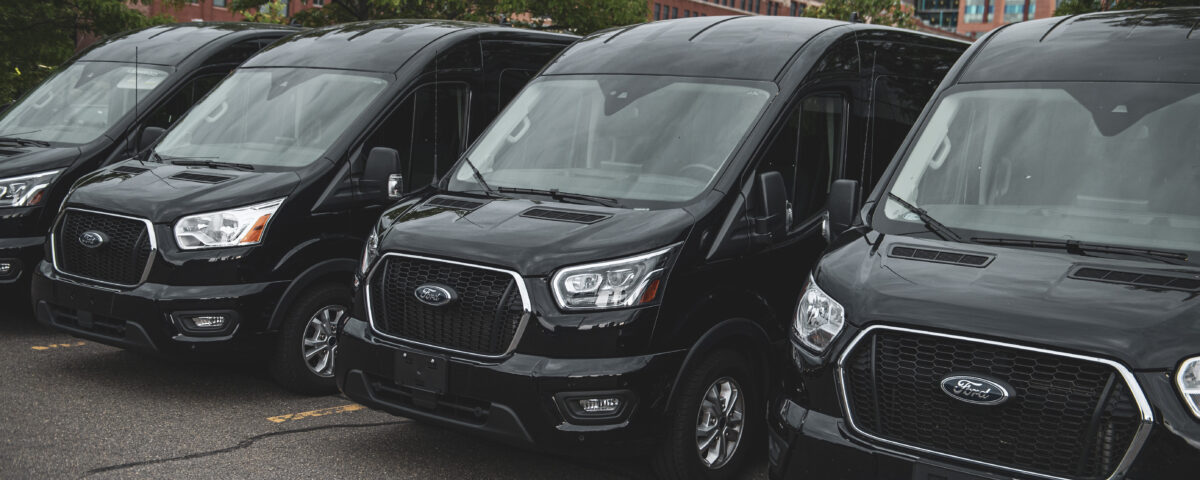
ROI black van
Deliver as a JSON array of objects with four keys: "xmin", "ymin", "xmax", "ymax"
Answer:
[
  {"xmin": 335, "ymin": 16, "xmax": 965, "ymax": 479},
  {"xmin": 0, "ymin": 23, "xmax": 296, "ymax": 298},
  {"xmin": 769, "ymin": 8, "xmax": 1200, "ymax": 480},
  {"xmin": 31, "ymin": 21, "xmax": 576, "ymax": 393}
]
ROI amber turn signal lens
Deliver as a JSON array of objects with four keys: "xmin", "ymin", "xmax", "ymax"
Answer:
[
  {"xmin": 239, "ymin": 214, "xmax": 272, "ymax": 244},
  {"xmin": 639, "ymin": 278, "xmax": 661, "ymax": 304}
]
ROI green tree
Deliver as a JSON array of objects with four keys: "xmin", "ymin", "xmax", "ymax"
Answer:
[
  {"xmin": 502, "ymin": 0, "xmax": 648, "ymax": 33},
  {"xmin": 1055, "ymin": 0, "xmax": 1200, "ymax": 15},
  {"xmin": 802, "ymin": 0, "xmax": 917, "ymax": 29},
  {"xmin": 0, "ymin": 1, "xmax": 176, "ymax": 104}
]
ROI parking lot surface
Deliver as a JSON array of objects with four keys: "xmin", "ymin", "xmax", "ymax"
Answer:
[{"xmin": 0, "ymin": 310, "xmax": 765, "ymax": 479}]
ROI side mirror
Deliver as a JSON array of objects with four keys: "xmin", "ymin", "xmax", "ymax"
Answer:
[
  {"xmin": 364, "ymin": 147, "xmax": 403, "ymax": 200},
  {"xmin": 826, "ymin": 179, "xmax": 861, "ymax": 242},
  {"xmin": 138, "ymin": 126, "xmax": 166, "ymax": 152},
  {"xmin": 753, "ymin": 171, "xmax": 789, "ymax": 244}
]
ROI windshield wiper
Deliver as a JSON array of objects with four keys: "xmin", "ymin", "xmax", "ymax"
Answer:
[
  {"xmin": 461, "ymin": 157, "xmax": 504, "ymax": 198},
  {"xmin": 972, "ymin": 237, "xmax": 1191, "ymax": 265},
  {"xmin": 887, "ymin": 193, "xmax": 965, "ymax": 243},
  {"xmin": 167, "ymin": 157, "xmax": 254, "ymax": 171},
  {"xmin": 497, "ymin": 187, "xmax": 621, "ymax": 208},
  {"xmin": 0, "ymin": 135, "xmax": 50, "ymax": 148}
]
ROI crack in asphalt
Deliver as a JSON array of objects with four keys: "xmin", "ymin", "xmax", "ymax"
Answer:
[{"xmin": 79, "ymin": 420, "xmax": 409, "ymax": 478}]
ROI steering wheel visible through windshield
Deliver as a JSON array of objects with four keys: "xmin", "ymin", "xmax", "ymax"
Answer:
[
  {"xmin": 448, "ymin": 75, "xmax": 773, "ymax": 205},
  {"xmin": 881, "ymin": 82, "xmax": 1200, "ymax": 257},
  {"xmin": 154, "ymin": 67, "xmax": 389, "ymax": 168}
]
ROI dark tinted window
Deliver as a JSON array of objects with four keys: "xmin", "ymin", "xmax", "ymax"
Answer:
[
  {"xmin": 364, "ymin": 83, "xmax": 469, "ymax": 190},
  {"xmin": 497, "ymin": 69, "xmax": 535, "ymax": 110},
  {"xmin": 758, "ymin": 94, "xmax": 846, "ymax": 227},
  {"xmin": 204, "ymin": 39, "xmax": 274, "ymax": 67},
  {"xmin": 868, "ymin": 75, "xmax": 938, "ymax": 186},
  {"xmin": 144, "ymin": 74, "xmax": 223, "ymax": 129}
]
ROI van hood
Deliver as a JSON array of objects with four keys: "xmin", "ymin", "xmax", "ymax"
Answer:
[
  {"xmin": 66, "ymin": 161, "xmax": 301, "ymax": 223},
  {"xmin": 0, "ymin": 143, "xmax": 82, "ymax": 177},
  {"xmin": 377, "ymin": 194, "xmax": 694, "ymax": 276},
  {"xmin": 817, "ymin": 231, "xmax": 1200, "ymax": 370}
]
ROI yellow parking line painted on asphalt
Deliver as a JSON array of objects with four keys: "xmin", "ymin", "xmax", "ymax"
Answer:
[
  {"xmin": 31, "ymin": 341, "xmax": 87, "ymax": 351},
  {"xmin": 267, "ymin": 403, "xmax": 366, "ymax": 423}
]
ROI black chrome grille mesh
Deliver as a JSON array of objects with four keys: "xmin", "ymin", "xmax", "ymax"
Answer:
[
  {"xmin": 369, "ymin": 256, "xmax": 524, "ymax": 356},
  {"xmin": 55, "ymin": 210, "xmax": 152, "ymax": 286},
  {"xmin": 843, "ymin": 329, "xmax": 1143, "ymax": 480}
]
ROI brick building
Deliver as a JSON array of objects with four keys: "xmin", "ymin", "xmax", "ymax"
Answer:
[
  {"xmin": 650, "ymin": 0, "xmax": 816, "ymax": 20},
  {"xmin": 956, "ymin": 0, "xmax": 1057, "ymax": 36}
]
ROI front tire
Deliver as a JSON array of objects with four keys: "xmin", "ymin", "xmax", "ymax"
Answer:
[
  {"xmin": 269, "ymin": 283, "xmax": 350, "ymax": 395},
  {"xmin": 654, "ymin": 349, "xmax": 762, "ymax": 480}
]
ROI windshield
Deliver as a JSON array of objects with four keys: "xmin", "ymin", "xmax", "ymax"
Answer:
[
  {"xmin": 883, "ymin": 83, "xmax": 1200, "ymax": 256},
  {"xmin": 447, "ymin": 75, "xmax": 773, "ymax": 204},
  {"xmin": 0, "ymin": 62, "xmax": 170, "ymax": 145},
  {"xmin": 154, "ymin": 68, "xmax": 389, "ymax": 168}
]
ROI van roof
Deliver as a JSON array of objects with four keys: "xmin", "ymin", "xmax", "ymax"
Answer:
[
  {"xmin": 80, "ymin": 23, "xmax": 298, "ymax": 66},
  {"xmin": 243, "ymin": 20, "xmax": 576, "ymax": 74},
  {"xmin": 961, "ymin": 8, "xmax": 1200, "ymax": 84},
  {"xmin": 543, "ymin": 16, "xmax": 852, "ymax": 81}
]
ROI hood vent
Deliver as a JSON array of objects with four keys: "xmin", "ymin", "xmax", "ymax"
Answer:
[
  {"xmin": 169, "ymin": 171, "xmax": 234, "ymax": 184},
  {"xmin": 889, "ymin": 244, "xmax": 994, "ymax": 268},
  {"xmin": 1070, "ymin": 266, "xmax": 1200, "ymax": 292},
  {"xmin": 113, "ymin": 165, "xmax": 150, "ymax": 175},
  {"xmin": 425, "ymin": 196, "xmax": 487, "ymax": 211},
  {"xmin": 520, "ymin": 207, "xmax": 611, "ymax": 224}
]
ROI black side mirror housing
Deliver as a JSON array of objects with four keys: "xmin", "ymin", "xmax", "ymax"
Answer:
[
  {"xmin": 826, "ymin": 179, "xmax": 861, "ymax": 242},
  {"xmin": 364, "ymin": 147, "xmax": 403, "ymax": 200},
  {"xmin": 752, "ymin": 171, "xmax": 789, "ymax": 245},
  {"xmin": 138, "ymin": 126, "xmax": 166, "ymax": 152}
]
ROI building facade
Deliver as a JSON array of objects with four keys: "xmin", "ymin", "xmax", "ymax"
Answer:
[
  {"xmin": 957, "ymin": 0, "xmax": 1057, "ymax": 36},
  {"xmin": 130, "ymin": 0, "xmax": 322, "ymax": 23},
  {"xmin": 650, "ymin": 0, "xmax": 816, "ymax": 20},
  {"xmin": 913, "ymin": 0, "xmax": 959, "ymax": 32}
]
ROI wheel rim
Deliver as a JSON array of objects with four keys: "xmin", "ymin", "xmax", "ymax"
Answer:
[
  {"xmin": 301, "ymin": 305, "xmax": 345, "ymax": 378},
  {"xmin": 694, "ymin": 376, "xmax": 746, "ymax": 469}
]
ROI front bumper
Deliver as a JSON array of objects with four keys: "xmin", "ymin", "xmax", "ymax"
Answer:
[
  {"xmin": 335, "ymin": 316, "xmax": 686, "ymax": 457},
  {"xmin": 31, "ymin": 260, "xmax": 289, "ymax": 354},
  {"xmin": 768, "ymin": 381, "xmax": 1200, "ymax": 480}
]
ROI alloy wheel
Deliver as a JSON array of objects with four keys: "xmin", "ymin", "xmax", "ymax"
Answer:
[
  {"xmin": 694, "ymin": 376, "xmax": 745, "ymax": 469},
  {"xmin": 301, "ymin": 305, "xmax": 344, "ymax": 377}
]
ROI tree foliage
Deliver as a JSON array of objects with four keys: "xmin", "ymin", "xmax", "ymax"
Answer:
[
  {"xmin": 0, "ymin": 1, "xmax": 176, "ymax": 104},
  {"xmin": 1055, "ymin": 0, "xmax": 1200, "ymax": 16},
  {"xmin": 803, "ymin": 0, "xmax": 917, "ymax": 29}
]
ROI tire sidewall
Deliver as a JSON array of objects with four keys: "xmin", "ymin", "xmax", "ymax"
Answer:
[{"xmin": 269, "ymin": 283, "xmax": 350, "ymax": 394}]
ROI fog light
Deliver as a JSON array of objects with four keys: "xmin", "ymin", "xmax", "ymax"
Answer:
[
  {"xmin": 188, "ymin": 315, "xmax": 227, "ymax": 329},
  {"xmin": 577, "ymin": 397, "xmax": 622, "ymax": 414},
  {"xmin": 0, "ymin": 262, "xmax": 10, "ymax": 274}
]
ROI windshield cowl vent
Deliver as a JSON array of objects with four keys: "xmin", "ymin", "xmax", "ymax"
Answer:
[
  {"xmin": 169, "ymin": 172, "xmax": 234, "ymax": 184},
  {"xmin": 889, "ymin": 244, "xmax": 995, "ymax": 268},
  {"xmin": 113, "ymin": 165, "xmax": 150, "ymax": 175},
  {"xmin": 520, "ymin": 207, "xmax": 611, "ymax": 224},
  {"xmin": 425, "ymin": 196, "xmax": 487, "ymax": 211},
  {"xmin": 1070, "ymin": 266, "xmax": 1200, "ymax": 292}
]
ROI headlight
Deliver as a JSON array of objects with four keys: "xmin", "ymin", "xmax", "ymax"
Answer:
[
  {"xmin": 0, "ymin": 169, "xmax": 62, "ymax": 207},
  {"xmin": 173, "ymin": 198, "xmax": 283, "ymax": 250},
  {"xmin": 360, "ymin": 229, "xmax": 380, "ymax": 275},
  {"xmin": 551, "ymin": 245, "xmax": 675, "ymax": 310},
  {"xmin": 793, "ymin": 275, "xmax": 845, "ymax": 352},
  {"xmin": 1176, "ymin": 357, "xmax": 1200, "ymax": 419}
]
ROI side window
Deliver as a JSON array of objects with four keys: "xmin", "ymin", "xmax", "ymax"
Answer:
[
  {"xmin": 868, "ymin": 75, "xmax": 937, "ymax": 187},
  {"xmin": 363, "ymin": 83, "xmax": 469, "ymax": 191},
  {"xmin": 497, "ymin": 69, "xmax": 535, "ymax": 110},
  {"xmin": 757, "ymin": 94, "xmax": 846, "ymax": 228},
  {"xmin": 144, "ymin": 74, "xmax": 223, "ymax": 129}
]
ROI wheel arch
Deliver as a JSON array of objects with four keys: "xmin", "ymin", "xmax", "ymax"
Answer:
[
  {"xmin": 266, "ymin": 258, "xmax": 357, "ymax": 332},
  {"xmin": 665, "ymin": 317, "xmax": 774, "ymax": 409}
]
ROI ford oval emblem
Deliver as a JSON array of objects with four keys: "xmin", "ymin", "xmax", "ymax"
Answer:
[
  {"xmin": 78, "ymin": 230, "xmax": 108, "ymax": 249},
  {"xmin": 940, "ymin": 374, "xmax": 1012, "ymax": 406},
  {"xmin": 414, "ymin": 284, "xmax": 456, "ymax": 307}
]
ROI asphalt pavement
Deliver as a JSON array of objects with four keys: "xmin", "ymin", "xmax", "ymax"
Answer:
[{"xmin": 0, "ymin": 309, "xmax": 766, "ymax": 479}]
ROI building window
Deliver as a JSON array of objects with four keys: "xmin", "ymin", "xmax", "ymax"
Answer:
[
  {"xmin": 672, "ymin": 7, "xmax": 678, "ymax": 18},
  {"xmin": 313, "ymin": 0, "xmax": 323, "ymax": 6},
  {"xmin": 214, "ymin": 0, "xmax": 226, "ymax": 6},
  {"xmin": 1003, "ymin": 1, "xmax": 1024, "ymax": 22},
  {"xmin": 964, "ymin": 0, "xmax": 987, "ymax": 23},
  {"xmin": 684, "ymin": 9, "xmax": 690, "ymax": 16},
  {"xmin": 654, "ymin": 3, "xmax": 661, "ymax": 20}
]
